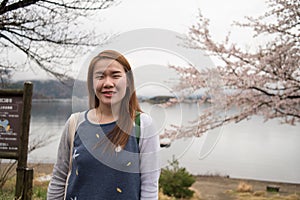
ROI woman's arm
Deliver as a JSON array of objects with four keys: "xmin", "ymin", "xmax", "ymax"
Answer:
[
  {"xmin": 139, "ymin": 113, "xmax": 161, "ymax": 200},
  {"xmin": 47, "ymin": 118, "xmax": 71, "ymax": 200}
]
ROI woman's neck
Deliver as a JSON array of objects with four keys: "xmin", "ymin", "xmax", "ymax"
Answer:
[{"xmin": 96, "ymin": 104, "xmax": 120, "ymax": 123}]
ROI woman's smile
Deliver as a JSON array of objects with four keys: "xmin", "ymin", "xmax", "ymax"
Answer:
[{"xmin": 101, "ymin": 90, "xmax": 117, "ymax": 98}]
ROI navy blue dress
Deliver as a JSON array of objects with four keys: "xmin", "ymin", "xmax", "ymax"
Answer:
[{"xmin": 65, "ymin": 112, "xmax": 140, "ymax": 200}]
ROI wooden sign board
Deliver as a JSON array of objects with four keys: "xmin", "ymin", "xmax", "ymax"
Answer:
[
  {"xmin": 0, "ymin": 82, "xmax": 33, "ymax": 200},
  {"xmin": 0, "ymin": 92, "xmax": 23, "ymax": 159}
]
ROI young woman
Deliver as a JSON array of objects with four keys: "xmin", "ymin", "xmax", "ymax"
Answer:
[{"xmin": 47, "ymin": 50, "xmax": 160, "ymax": 200}]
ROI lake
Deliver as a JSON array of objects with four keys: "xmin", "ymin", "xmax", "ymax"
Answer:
[{"xmin": 27, "ymin": 100, "xmax": 300, "ymax": 184}]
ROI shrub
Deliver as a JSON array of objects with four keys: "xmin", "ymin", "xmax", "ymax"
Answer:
[{"xmin": 159, "ymin": 157, "xmax": 196, "ymax": 199}]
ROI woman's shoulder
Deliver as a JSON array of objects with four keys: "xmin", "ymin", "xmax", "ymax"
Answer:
[
  {"xmin": 139, "ymin": 112, "xmax": 156, "ymax": 129},
  {"xmin": 69, "ymin": 110, "xmax": 86, "ymax": 117},
  {"xmin": 67, "ymin": 110, "xmax": 88, "ymax": 126},
  {"xmin": 139, "ymin": 112, "xmax": 152, "ymax": 122}
]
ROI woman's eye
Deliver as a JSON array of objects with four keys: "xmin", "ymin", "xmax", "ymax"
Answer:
[
  {"xmin": 113, "ymin": 75, "xmax": 122, "ymax": 78},
  {"xmin": 95, "ymin": 75, "xmax": 104, "ymax": 79}
]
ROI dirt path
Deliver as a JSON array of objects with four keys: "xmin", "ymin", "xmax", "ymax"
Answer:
[{"xmin": 191, "ymin": 176, "xmax": 300, "ymax": 200}]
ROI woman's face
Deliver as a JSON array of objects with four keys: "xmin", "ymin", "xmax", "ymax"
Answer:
[{"xmin": 93, "ymin": 59, "xmax": 127, "ymax": 108}]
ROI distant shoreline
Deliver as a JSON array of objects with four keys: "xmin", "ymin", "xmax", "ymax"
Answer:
[
  {"xmin": 31, "ymin": 96, "xmax": 204, "ymax": 104},
  {"xmin": 22, "ymin": 162, "xmax": 300, "ymax": 185},
  {"xmin": 32, "ymin": 98, "xmax": 72, "ymax": 102}
]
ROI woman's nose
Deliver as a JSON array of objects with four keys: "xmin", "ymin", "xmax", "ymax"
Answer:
[{"xmin": 103, "ymin": 76, "xmax": 114, "ymax": 87}]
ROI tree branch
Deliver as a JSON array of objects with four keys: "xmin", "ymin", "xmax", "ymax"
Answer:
[
  {"xmin": 42, "ymin": 0, "xmax": 114, "ymax": 10},
  {"xmin": 0, "ymin": 32, "xmax": 67, "ymax": 79},
  {"xmin": 0, "ymin": 0, "xmax": 39, "ymax": 15}
]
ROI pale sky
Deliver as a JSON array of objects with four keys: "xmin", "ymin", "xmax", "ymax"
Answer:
[
  {"xmin": 12, "ymin": 0, "xmax": 268, "ymax": 85},
  {"xmin": 97, "ymin": 0, "xmax": 267, "ymax": 39}
]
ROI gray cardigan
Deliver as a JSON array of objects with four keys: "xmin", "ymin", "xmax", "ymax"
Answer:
[{"xmin": 47, "ymin": 112, "xmax": 160, "ymax": 200}]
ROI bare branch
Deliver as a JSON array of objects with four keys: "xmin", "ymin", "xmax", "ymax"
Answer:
[
  {"xmin": 0, "ymin": 0, "xmax": 115, "ymax": 82},
  {"xmin": 0, "ymin": 0, "xmax": 39, "ymax": 15}
]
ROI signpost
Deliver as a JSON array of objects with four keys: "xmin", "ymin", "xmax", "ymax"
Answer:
[
  {"xmin": 0, "ymin": 91, "xmax": 23, "ymax": 158},
  {"xmin": 0, "ymin": 82, "xmax": 33, "ymax": 200}
]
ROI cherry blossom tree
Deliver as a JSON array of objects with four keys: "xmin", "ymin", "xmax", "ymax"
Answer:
[
  {"xmin": 165, "ymin": 0, "xmax": 299, "ymax": 139},
  {"xmin": 0, "ymin": 0, "xmax": 115, "ymax": 82}
]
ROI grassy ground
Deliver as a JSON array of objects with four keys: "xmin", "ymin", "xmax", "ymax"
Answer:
[
  {"xmin": 0, "ymin": 163, "xmax": 52, "ymax": 200},
  {"xmin": 1, "ymin": 163, "xmax": 299, "ymax": 200},
  {"xmin": 0, "ymin": 178, "xmax": 49, "ymax": 200}
]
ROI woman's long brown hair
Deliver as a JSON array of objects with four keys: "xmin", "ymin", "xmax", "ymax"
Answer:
[{"xmin": 87, "ymin": 50, "xmax": 142, "ymax": 149}]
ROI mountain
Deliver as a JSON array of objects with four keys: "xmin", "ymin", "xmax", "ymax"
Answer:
[{"xmin": 3, "ymin": 79, "xmax": 75, "ymax": 99}]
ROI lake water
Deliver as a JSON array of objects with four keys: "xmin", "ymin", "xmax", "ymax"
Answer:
[{"xmin": 27, "ymin": 100, "xmax": 300, "ymax": 184}]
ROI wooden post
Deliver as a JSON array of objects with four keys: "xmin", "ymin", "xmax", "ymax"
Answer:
[
  {"xmin": 24, "ymin": 168, "xmax": 33, "ymax": 200},
  {"xmin": 15, "ymin": 82, "xmax": 33, "ymax": 200}
]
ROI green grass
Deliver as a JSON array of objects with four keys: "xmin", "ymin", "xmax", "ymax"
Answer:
[
  {"xmin": 0, "ymin": 191, "xmax": 14, "ymax": 200},
  {"xmin": 0, "ymin": 176, "xmax": 49, "ymax": 200}
]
